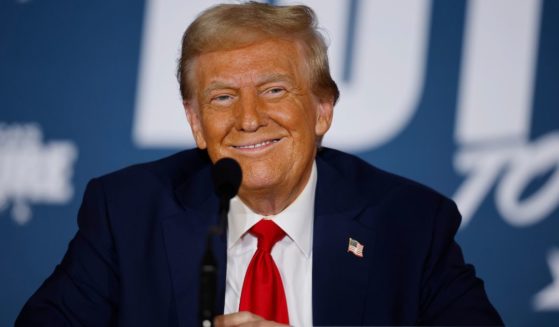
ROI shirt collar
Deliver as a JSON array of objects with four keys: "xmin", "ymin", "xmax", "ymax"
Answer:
[{"xmin": 227, "ymin": 162, "xmax": 317, "ymax": 258}]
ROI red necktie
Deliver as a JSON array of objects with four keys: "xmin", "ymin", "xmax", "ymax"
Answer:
[{"xmin": 239, "ymin": 219, "xmax": 289, "ymax": 324}]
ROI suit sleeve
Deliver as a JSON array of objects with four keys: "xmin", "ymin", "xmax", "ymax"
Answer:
[
  {"xmin": 16, "ymin": 178, "xmax": 120, "ymax": 326},
  {"xmin": 417, "ymin": 197, "xmax": 503, "ymax": 325}
]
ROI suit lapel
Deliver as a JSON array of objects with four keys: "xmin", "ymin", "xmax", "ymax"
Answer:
[
  {"xmin": 312, "ymin": 153, "xmax": 377, "ymax": 326},
  {"xmin": 161, "ymin": 163, "xmax": 228, "ymax": 327}
]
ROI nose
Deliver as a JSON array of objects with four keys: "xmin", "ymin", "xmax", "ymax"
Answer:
[{"xmin": 234, "ymin": 90, "xmax": 266, "ymax": 132}]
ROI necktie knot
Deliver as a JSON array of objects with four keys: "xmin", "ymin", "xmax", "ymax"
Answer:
[{"xmin": 250, "ymin": 219, "xmax": 286, "ymax": 253}]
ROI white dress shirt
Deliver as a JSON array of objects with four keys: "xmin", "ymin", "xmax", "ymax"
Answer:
[{"xmin": 224, "ymin": 162, "xmax": 317, "ymax": 327}]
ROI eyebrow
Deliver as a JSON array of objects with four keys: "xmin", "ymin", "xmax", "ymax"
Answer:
[
  {"xmin": 202, "ymin": 82, "xmax": 233, "ymax": 98},
  {"xmin": 202, "ymin": 73, "xmax": 295, "ymax": 98},
  {"xmin": 257, "ymin": 73, "xmax": 294, "ymax": 86}
]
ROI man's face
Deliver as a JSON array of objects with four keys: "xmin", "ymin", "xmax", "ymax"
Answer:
[{"xmin": 184, "ymin": 39, "xmax": 333, "ymax": 211}]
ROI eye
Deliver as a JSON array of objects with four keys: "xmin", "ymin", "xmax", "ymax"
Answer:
[
  {"xmin": 215, "ymin": 95, "xmax": 232, "ymax": 101},
  {"xmin": 263, "ymin": 87, "xmax": 286, "ymax": 98},
  {"xmin": 211, "ymin": 94, "xmax": 235, "ymax": 105}
]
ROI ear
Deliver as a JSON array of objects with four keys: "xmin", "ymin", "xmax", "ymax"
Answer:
[
  {"xmin": 314, "ymin": 97, "xmax": 334, "ymax": 137},
  {"xmin": 183, "ymin": 100, "xmax": 207, "ymax": 149}
]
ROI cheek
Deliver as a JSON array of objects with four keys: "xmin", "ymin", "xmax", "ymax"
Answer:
[
  {"xmin": 201, "ymin": 110, "xmax": 230, "ymax": 136},
  {"xmin": 291, "ymin": 110, "xmax": 319, "ymax": 144},
  {"xmin": 271, "ymin": 100, "xmax": 317, "ymax": 133},
  {"xmin": 200, "ymin": 113, "xmax": 232, "ymax": 154}
]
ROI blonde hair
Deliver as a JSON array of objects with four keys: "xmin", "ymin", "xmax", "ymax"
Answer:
[{"xmin": 176, "ymin": 1, "xmax": 339, "ymax": 104}]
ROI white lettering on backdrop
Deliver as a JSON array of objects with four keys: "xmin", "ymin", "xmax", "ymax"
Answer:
[
  {"xmin": 133, "ymin": 0, "xmax": 558, "ymax": 231},
  {"xmin": 0, "ymin": 123, "xmax": 78, "ymax": 225}
]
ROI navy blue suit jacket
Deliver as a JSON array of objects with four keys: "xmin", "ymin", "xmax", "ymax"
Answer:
[{"xmin": 17, "ymin": 148, "xmax": 502, "ymax": 326}]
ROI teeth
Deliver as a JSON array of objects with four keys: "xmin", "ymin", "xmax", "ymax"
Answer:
[{"xmin": 236, "ymin": 139, "xmax": 278, "ymax": 149}]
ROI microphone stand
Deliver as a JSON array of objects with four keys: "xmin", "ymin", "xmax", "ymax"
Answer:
[
  {"xmin": 199, "ymin": 157, "xmax": 241, "ymax": 327},
  {"xmin": 199, "ymin": 197, "xmax": 230, "ymax": 327}
]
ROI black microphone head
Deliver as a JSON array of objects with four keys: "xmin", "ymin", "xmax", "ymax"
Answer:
[{"xmin": 211, "ymin": 158, "xmax": 242, "ymax": 201}]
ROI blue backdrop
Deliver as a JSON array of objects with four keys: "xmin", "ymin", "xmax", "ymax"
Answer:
[{"xmin": 1, "ymin": 0, "xmax": 558, "ymax": 326}]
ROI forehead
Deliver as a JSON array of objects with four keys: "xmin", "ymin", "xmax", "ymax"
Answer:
[{"xmin": 192, "ymin": 39, "xmax": 309, "ymax": 88}]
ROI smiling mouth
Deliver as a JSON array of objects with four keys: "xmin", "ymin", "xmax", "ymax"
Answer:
[{"xmin": 233, "ymin": 138, "xmax": 281, "ymax": 150}]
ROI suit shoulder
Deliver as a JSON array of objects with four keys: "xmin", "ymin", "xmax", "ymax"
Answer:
[
  {"xmin": 318, "ymin": 148, "xmax": 461, "ymax": 235},
  {"xmin": 318, "ymin": 148, "xmax": 452, "ymax": 210},
  {"xmin": 93, "ymin": 149, "xmax": 210, "ymax": 193}
]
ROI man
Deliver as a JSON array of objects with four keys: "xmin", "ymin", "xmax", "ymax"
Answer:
[{"xmin": 17, "ymin": 2, "xmax": 503, "ymax": 326}]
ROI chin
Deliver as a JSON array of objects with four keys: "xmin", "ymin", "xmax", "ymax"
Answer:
[
  {"xmin": 240, "ymin": 177, "xmax": 277, "ymax": 192},
  {"xmin": 239, "ymin": 169, "xmax": 282, "ymax": 192}
]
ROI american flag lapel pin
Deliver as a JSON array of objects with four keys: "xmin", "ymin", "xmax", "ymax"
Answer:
[{"xmin": 347, "ymin": 237, "xmax": 364, "ymax": 258}]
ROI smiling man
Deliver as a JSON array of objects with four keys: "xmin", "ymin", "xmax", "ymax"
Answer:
[
  {"xmin": 17, "ymin": 2, "xmax": 502, "ymax": 327},
  {"xmin": 185, "ymin": 38, "xmax": 332, "ymax": 216}
]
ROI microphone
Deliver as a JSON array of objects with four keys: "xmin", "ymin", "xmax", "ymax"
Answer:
[
  {"xmin": 199, "ymin": 158, "xmax": 242, "ymax": 327},
  {"xmin": 212, "ymin": 157, "xmax": 242, "ymax": 199},
  {"xmin": 211, "ymin": 158, "xmax": 243, "ymax": 232}
]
